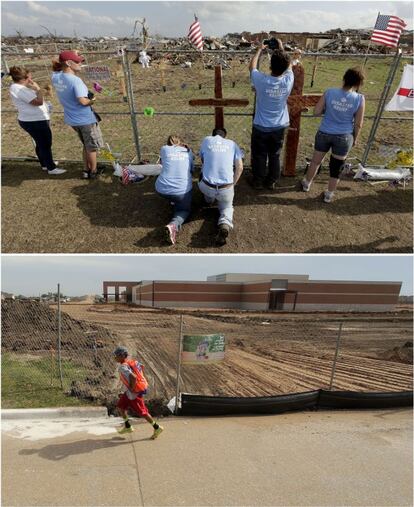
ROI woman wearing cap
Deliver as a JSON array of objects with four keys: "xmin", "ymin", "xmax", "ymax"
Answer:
[
  {"xmin": 8, "ymin": 66, "xmax": 65, "ymax": 175},
  {"xmin": 301, "ymin": 67, "xmax": 365, "ymax": 203},
  {"xmin": 51, "ymin": 50, "xmax": 104, "ymax": 179},
  {"xmin": 155, "ymin": 135, "xmax": 194, "ymax": 245}
]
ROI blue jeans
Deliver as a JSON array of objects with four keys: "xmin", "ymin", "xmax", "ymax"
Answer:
[
  {"xmin": 314, "ymin": 131, "xmax": 353, "ymax": 157},
  {"xmin": 198, "ymin": 180, "xmax": 234, "ymax": 228},
  {"xmin": 18, "ymin": 120, "xmax": 56, "ymax": 171},
  {"xmin": 158, "ymin": 190, "xmax": 192, "ymax": 229},
  {"xmin": 251, "ymin": 126, "xmax": 286, "ymax": 184}
]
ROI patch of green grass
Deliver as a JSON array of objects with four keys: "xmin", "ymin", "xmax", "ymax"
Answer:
[{"xmin": 1, "ymin": 353, "xmax": 96, "ymax": 409}]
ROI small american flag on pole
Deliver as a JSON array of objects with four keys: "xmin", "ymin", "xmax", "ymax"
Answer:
[
  {"xmin": 188, "ymin": 15, "xmax": 203, "ymax": 51},
  {"xmin": 370, "ymin": 14, "xmax": 407, "ymax": 48}
]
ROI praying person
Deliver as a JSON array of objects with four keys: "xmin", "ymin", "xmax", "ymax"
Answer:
[
  {"xmin": 51, "ymin": 50, "xmax": 105, "ymax": 179},
  {"xmin": 198, "ymin": 128, "xmax": 244, "ymax": 246},
  {"xmin": 155, "ymin": 135, "xmax": 195, "ymax": 245},
  {"xmin": 113, "ymin": 346, "xmax": 164, "ymax": 439},
  {"xmin": 9, "ymin": 66, "xmax": 65, "ymax": 175},
  {"xmin": 301, "ymin": 67, "xmax": 365, "ymax": 203}
]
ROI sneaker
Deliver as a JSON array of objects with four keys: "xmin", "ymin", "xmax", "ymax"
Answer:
[
  {"xmin": 47, "ymin": 168, "xmax": 66, "ymax": 175},
  {"xmin": 41, "ymin": 166, "xmax": 48, "ymax": 171},
  {"xmin": 151, "ymin": 425, "xmax": 164, "ymax": 440},
  {"xmin": 265, "ymin": 181, "xmax": 276, "ymax": 190},
  {"xmin": 216, "ymin": 224, "xmax": 230, "ymax": 246},
  {"xmin": 117, "ymin": 425, "xmax": 134, "ymax": 435},
  {"xmin": 82, "ymin": 171, "xmax": 90, "ymax": 179},
  {"xmin": 301, "ymin": 179, "xmax": 311, "ymax": 192},
  {"xmin": 165, "ymin": 224, "xmax": 177, "ymax": 245},
  {"xmin": 323, "ymin": 190, "xmax": 334, "ymax": 203}
]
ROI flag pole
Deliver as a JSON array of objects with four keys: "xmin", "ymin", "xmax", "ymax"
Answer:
[{"xmin": 362, "ymin": 12, "xmax": 380, "ymax": 72}]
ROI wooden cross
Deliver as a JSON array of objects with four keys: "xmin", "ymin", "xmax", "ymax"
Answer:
[
  {"xmin": 283, "ymin": 65, "xmax": 321, "ymax": 176},
  {"xmin": 189, "ymin": 65, "xmax": 249, "ymax": 130}
]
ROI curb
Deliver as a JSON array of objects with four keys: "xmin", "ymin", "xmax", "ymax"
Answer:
[{"xmin": 1, "ymin": 406, "xmax": 108, "ymax": 420}]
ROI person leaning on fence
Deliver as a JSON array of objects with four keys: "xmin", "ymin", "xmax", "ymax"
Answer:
[
  {"xmin": 249, "ymin": 41, "xmax": 294, "ymax": 190},
  {"xmin": 8, "ymin": 66, "xmax": 66, "ymax": 176},
  {"xmin": 301, "ymin": 67, "xmax": 366, "ymax": 203},
  {"xmin": 51, "ymin": 50, "xmax": 105, "ymax": 179},
  {"xmin": 198, "ymin": 128, "xmax": 244, "ymax": 246},
  {"xmin": 113, "ymin": 346, "xmax": 164, "ymax": 439},
  {"xmin": 155, "ymin": 135, "xmax": 195, "ymax": 245}
]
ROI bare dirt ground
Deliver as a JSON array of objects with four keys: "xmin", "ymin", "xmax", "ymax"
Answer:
[
  {"xmin": 2, "ymin": 161, "xmax": 412, "ymax": 253},
  {"xmin": 60, "ymin": 304, "xmax": 413, "ymax": 407}
]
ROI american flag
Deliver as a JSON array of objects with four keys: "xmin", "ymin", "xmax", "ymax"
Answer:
[
  {"xmin": 121, "ymin": 166, "xmax": 130, "ymax": 185},
  {"xmin": 188, "ymin": 16, "xmax": 203, "ymax": 51},
  {"xmin": 370, "ymin": 14, "xmax": 407, "ymax": 48}
]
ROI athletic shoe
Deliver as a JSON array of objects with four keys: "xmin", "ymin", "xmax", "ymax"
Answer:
[
  {"xmin": 151, "ymin": 425, "xmax": 164, "ymax": 440},
  {"xmin": 165, "ymin": 224, "xmax": 177, "ymax": 245},
  {"xmin": 47, "ymin": 168, "xmax": 66, "ymax": 175},
  {"xmin": 323, "ymin": 191, "xmax": 334, "ymax": 203},
  {"xmin": 216, "ymin": 224, "xmax": 230, "ymax": 246},
  {"xmin": 248, "ymin": 177, "xmax": 264, "ymax": 190},
  {"xmin": 117, "ymin": 425, "xmax": 134, "ymax": 435},
  {"xmin": 301, "ymin": 179, "xmax": 311, "ymax": 192},
  {"xmin": 82, "ymin": 171, "xmax": 90, "ymax": 179},
  {"xmin": 41, "ymin": 166, "xmax": 48, "ymax": 171}
]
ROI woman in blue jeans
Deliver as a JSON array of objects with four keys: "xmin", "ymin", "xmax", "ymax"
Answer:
[
  {"xmin": 8, "ymin": 66, "xmax": 65, "ymax": 175},
  {"xmin": 301, "ymin": 67, "xmax": 365, "ymax": 203},
  {"xmin": 155, "ymin": 135, "xmax": 194, "ymax": 245}
]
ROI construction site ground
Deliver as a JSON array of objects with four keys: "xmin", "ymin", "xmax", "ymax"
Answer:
[
  {"xmin": 59, "ymin": 304, "xmax": 413, "ymax": 405},
  {"xmin": 2, "ymin": 408, "xmax": 412, "ymax": 507}
]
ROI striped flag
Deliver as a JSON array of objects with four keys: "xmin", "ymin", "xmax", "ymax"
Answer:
[
  {"xmin": 188, "ymin": 16, "xmax": 203, "ymax": 51},
  {"xmin": 370, "ymin": 14, "xmax": 407, "ymax": 48}
]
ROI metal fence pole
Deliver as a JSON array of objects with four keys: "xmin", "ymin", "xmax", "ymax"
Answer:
[
  {"xmin": 57, "ymin": 283, "xmax": 64, "ymax": 389},
  {"xmin": 361, "ymin": 49, "xmax": 402, "ymax": 166},
  {"xmin": 122, "ymin": 49, "xmax": 141, "ymax": 161},
  {"xmin": 329, "ymin": 322, "xmax": 344, "ymax": 390},
  {"xmin": 174, "ymin": 315, "xmax": 184, "ymax": 415}
]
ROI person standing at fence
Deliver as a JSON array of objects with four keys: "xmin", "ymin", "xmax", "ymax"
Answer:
[
  {"xmin": 155, "ymin": 135, "xmax": 195, "ymax": 245},
  {"xmin": 301, "ymin": 67, "xmax": 365, "ymax": 203},
  {"xmin": 51, "ymin": 50, "xmax": 104, "ymax": 179},
  {"xmin": 198, "ymin": 128, "xmax": 244, "ymax": 246},
  {"xmin": 249, "ymin": 41, "xmax": 293, "ymax": 190},
  {"xmin": 113, "ymin": 346, "xmax": 164, "ymax": 439},
  {"xmin": 8, "ymin": 66, "xmax": 66, "ymax": 175}
]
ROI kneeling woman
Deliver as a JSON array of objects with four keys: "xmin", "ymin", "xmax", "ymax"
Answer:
[
  {"xmin": 302, "ymin": 67, "xmax": 365, "ymax": 203},
  {"xmin": 155, "ymin": 135, "xmax": 194, "ymax": 245}
]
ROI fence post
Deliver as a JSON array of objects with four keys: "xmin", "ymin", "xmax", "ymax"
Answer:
[
  {"xmin": 174, "ymin": 315, "xmax": 184, "ymax": 415},
  {"xmin": 57, "ymin": 283, "xmax": 64, "ymax": 389},
  {"xmin": 122, "ymin": 49, "xmax": 141, "ymax": 162},
  {"xmin": 361, "ymin": 49, "xmax": 402, "ymax": 166},
  {"xmin": 329, "ymin": 322, "xmax": 343, "ymax": 390}
]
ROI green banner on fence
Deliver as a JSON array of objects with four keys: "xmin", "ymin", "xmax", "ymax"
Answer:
[{"xmin": 182, "ymin": 334, "xmax": 225, "ymax": 364}]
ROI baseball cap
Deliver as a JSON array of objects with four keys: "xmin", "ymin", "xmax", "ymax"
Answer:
[
  {"xmin": 113, "ymin": 346, "xmax": 128, "ymax": 357},
  {"xmin": 59, "ymin": 50, "xmax": 85, "ymax": 64}
]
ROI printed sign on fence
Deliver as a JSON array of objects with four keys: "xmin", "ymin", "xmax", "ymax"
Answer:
[
  {"xmin": 182, "ymin": 334, "xmax": 225, "ymax": 364},
  {"xmin": 83, "ymin": 65, "xmax": 111, "ymax": 81}
]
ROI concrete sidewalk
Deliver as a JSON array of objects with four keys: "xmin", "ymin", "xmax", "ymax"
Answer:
[{"xmin": 2, "ymin": 408, "xmax": 413, "ymax": 506}]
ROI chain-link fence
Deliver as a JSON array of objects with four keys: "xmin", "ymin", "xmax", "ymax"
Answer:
[
  {"xmin": 2, "ymin": 299, "xmax": 412, "ymax": 412},
  {"xmin": 2, "ymin": 49, "xmax": 412, "ymax": 168}
]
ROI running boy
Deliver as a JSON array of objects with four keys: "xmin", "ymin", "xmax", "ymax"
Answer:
[{"xmin": 113, "ymin": 346, "xmax": 163, "ymax": 439}]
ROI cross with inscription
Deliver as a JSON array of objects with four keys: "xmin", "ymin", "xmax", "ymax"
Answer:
[
  {"xmin": 189, "ymin": 65, "xmax": 249, "ymax": 130},
  {"xmin": 284, "ymin": 64, "xmax": 321, "ymax": 176}
]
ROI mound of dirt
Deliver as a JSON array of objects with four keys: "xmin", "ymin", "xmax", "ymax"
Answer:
[
  {"xmin": 381, "ymin": 341, "xmax": 413, "ymax": 364},
  {"xmin": 1, "ymin": 300, "xmax": 118, "ymax": 351}
]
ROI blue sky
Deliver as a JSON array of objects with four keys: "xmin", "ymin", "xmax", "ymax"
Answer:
[
  {"xmin": 2, "ymin": 1, "xmax": 413, "ymax": 38},
  {"xmin": 1, "ymin": 255, "xmax": 413, "ymax": 295}
]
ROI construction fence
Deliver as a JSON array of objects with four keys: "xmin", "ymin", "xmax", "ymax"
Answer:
[
  {"xmin": 1, "ymin": 49, "xmax": 413, "ymax": 170},
  {"xmin": 2, "ymin": 299, "xmax": 412, "ymax": 412}
]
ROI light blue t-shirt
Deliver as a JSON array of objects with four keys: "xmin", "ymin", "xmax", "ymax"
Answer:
[
  {"xmin": 51, "ymin": 71, "xmax": 96, "ymax": 126},
  {"xmin": 319, "ymin": 88, "xmax": 364, "ymax": 135},
  {"xmin": 251, "ymin": 68, "xmax": 294, "ymax": 129},
  {"xmin": 200, "ymin": 135, "xmax": 243, "ymax": 185},
  {"xmin": 155, "ymin": 145, "xmax": 194, "ymax": 195}
]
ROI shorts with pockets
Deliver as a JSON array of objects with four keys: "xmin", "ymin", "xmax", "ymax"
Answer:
[
  {"xmin": 314, "ymin": 130, "xmax": 353, "ymax": 157},
  {"xmin": 72, "ymin": 123, "xmax": 104, "ymax": 151}
]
